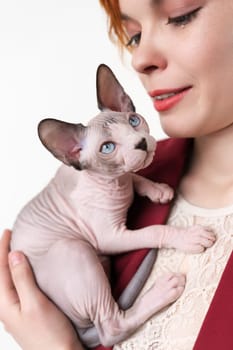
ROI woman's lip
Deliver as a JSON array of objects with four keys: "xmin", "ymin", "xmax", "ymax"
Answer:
[
  {"xmin": 148, "ymin": 86, "xmax": 192, "ymax": 97},
  {"xmin": 149, "ymin": 86, "xmax": 192, "ymax": 112}
]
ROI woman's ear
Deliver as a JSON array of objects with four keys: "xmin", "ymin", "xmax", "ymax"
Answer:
[
  {"xmin": 38, "ymin": 118, "xmax": 86, "ymax": 167},
  {"xmin": 96, "ymin": 64, "xmax": 136, "ymax": 113}
]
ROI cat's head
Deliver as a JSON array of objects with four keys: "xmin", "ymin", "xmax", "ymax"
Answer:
[{"xmin": 38, "ymin": 64, "xmax": 156, "ymax": 177}]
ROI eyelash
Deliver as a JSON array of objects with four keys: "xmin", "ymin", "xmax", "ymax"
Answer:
[
  {"xmin": 167, "ymin": 7, "xmax": 202, "ymax": 27},
  {"xmin": 126, "ymin": 33, "xmax": 141, "ymax": 48},
  {"xmin": 126, "ymin": 7, "xmax": 202, "ymax": 48}
]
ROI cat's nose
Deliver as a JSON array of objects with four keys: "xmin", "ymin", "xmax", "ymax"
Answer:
[{"xmin": 135, "ymin": 137, "xmax": 147, "ymax": 151}]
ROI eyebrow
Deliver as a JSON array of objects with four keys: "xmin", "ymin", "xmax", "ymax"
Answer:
[{"xmin": 120, "ymin": 0, "xmax": 163, "ymax": 20}]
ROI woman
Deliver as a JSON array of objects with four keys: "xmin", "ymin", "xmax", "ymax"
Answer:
[{"xmin": 1, "ymin": 0, "xmax": 233, "ymax": 349}]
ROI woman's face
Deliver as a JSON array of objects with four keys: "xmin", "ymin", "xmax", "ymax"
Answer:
[{"xmin": 119, "ymin": 0, "xmax": 233, "ymax": 138}]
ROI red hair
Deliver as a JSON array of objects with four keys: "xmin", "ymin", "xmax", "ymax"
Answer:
[{"xmin": 99, "ymin": 0, "xmax": 128, "ymax": 49}]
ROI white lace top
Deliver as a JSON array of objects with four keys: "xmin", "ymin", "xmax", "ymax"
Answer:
[{"xmin": 114, "ymin": 194, "xmax": 233, "ymax": 350}]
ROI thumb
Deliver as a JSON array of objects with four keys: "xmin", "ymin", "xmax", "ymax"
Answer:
[{"xmin": 8, "ymin": 251, "xmax": 43, "ymax": 310}]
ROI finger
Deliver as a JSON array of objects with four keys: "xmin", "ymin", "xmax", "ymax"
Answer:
[
  {"xmin": 8, "ymin": 251, "xmax": 44, "ymax": 311},
  {"xmin": 0, "ymin": 229, "xmax": 12, "ymax": 266},
  {"xmin": 0, "ymin": 229, "xmax": 17, "ymax": 303}
]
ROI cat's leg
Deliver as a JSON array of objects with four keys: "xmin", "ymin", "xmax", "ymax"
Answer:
[
  {"xmin": 78, "ymin": 270, "xmax": 185, "ymax": 348},
  {"xmin": 99, "ymin": 224, "xmax": 216, "ymax": 255},
  {"xmin": 33, "ymin": 239, "xmax": 107, "ymax": 346},
  {"xmin": 117, "ymin": 248, "xmax": 157, "ymax": 309},
  {"xmin": 132, "ymin": 173, "xmax": 174, "ymax": 203},
  {"xmin": 94, "ymin": 271, "xmax": 185, "ymax": 347},
  {"xmin": 34, "ymin": 239, "xmax": 184, "ymax": 348},
  {"xmin": 77, "ymin": 248, "xmax": 157, "ymax": 347}
]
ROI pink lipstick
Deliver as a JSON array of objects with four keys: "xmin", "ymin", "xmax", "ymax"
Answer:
[{"xmin": 149, "ymin": 86, "xmax": 192, "ymax": 112}]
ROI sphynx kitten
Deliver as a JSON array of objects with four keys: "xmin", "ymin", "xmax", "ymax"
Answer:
[{"xmin": 11, "ymin": 64, "xmax": 216, "ymax": 348}]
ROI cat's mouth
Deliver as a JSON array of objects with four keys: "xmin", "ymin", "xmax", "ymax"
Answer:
[{"xmin": 124, "ymin": 148, "xmax": 155, "ymax": 173}]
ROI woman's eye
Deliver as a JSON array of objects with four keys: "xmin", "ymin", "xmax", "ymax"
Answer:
[
  {"xmin": 126, "ymin": 32, "xmax": 141, "ymax": 48},
  {"xmin": 129, "ymin": 115, "xmax": 140, "ymax": 127},
  {"xmin": 167, "ymin": 7, "xmax": 202, "ymax": 27},
  {"xmin": 100, "ymin": 142, "xmax": 115, "ymax": 154}
]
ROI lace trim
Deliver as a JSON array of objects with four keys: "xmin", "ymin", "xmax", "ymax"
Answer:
[{"xmin": 114, "ymin": 198, "xmax": 233, "ymax": 350}]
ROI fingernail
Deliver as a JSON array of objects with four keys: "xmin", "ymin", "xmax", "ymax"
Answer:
[{"xmin": 9, "ymin": 252, "xmax": 24, "ymax": 267}]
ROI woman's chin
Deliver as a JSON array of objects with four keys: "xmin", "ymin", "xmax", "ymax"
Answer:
[{"xmin": 160, "ymin": 122, "xmax": 198, "ymax": 139}]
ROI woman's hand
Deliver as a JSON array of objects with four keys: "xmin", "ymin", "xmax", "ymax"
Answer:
[{"xmin": 0, "ymin": 229, "xmax": 85, "ymax": 350}]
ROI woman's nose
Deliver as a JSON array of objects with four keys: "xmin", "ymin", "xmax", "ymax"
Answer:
[{"xmin": 131, "ymin": 31, "xmax": 167, "ymax": 75}]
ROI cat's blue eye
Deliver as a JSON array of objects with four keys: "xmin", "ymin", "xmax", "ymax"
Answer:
[
  {"xmin": 129, "ymin": 115, "xmax": 140, "ymax": 127},
  {"xmin": 100, "ymin": 142, "xmax": 116, "ymax": 154}
]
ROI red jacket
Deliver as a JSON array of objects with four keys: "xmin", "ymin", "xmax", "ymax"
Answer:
[{"xmin": 93, "ymin": 138, "xmax": 233, "ymax": 350}]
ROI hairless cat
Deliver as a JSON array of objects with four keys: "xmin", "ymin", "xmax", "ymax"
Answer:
[{"xmin": 11, "ymin": 64, "xmax": 215, "ymax": 347}]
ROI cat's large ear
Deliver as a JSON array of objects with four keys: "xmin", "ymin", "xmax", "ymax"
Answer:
[
  {"xmin": 38, "ymin": 118, "xmax": 86, "ymax": 167},
  {"xmin": 96, "ymin": 64, "xmax": 135, "ymax": 113}
]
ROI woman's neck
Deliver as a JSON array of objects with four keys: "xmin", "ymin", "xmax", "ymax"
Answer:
[{"xmin": 179, "ymin": 123, "xmax": 233, "ymax": 208}]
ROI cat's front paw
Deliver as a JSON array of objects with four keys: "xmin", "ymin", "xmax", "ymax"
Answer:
[
  {"xmin": 184, "ymin": 225, "xmax": 216, "ymax": 253},
  {"xmin": 171, "ymin": 225, "xmax": 216, "ymax": 254},
  {"xmin": 149, "ymin": 183, "xmax": 174, "ymax": 204},
  {"xmin": 151, "ymin": 272, "xmax": 185, "ymax": 309}
]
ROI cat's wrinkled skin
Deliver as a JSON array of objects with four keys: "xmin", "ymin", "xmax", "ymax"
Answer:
[{"xmin": 11, "ymin": 65, "xmax": 215, "ymax": 347}]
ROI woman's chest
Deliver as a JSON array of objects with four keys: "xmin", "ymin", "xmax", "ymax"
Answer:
[{"xmin": 114, "ymin": 201, "xmax": 233, "ymax": 350}]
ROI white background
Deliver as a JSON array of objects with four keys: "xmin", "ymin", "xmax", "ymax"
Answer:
[{"xmin": 0, "ymin": 1, "xmax": 165, "ymax": 348}]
